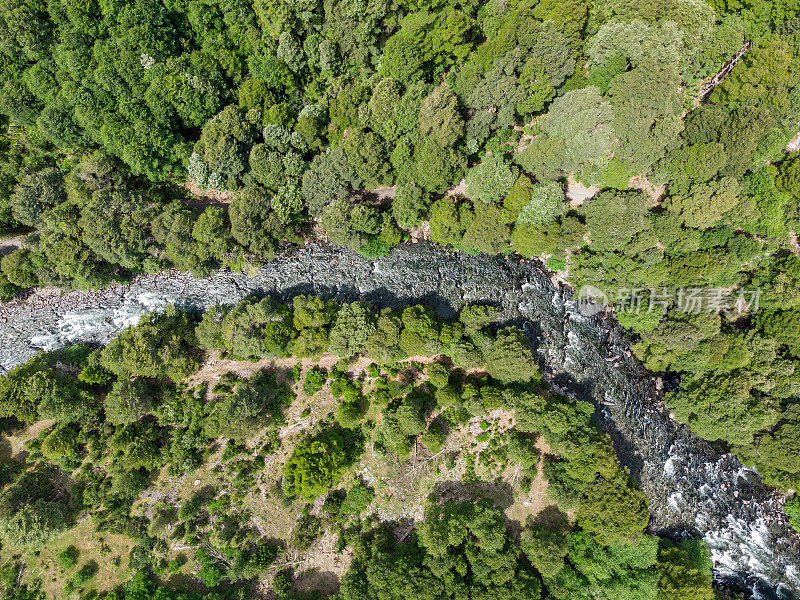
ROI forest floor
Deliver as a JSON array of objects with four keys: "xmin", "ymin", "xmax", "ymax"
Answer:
[
  {"xmin": 3, "ymin": 352, "xmax": 558, "ymax": 599},
  {"xmin": 172, "ymin": 352, "xmax": 557, "ymax": 597}
]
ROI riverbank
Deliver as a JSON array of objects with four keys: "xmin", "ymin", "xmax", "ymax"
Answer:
[{"xmin": 0, "ymin": 242, "xmax": 798, "ymax": 598}]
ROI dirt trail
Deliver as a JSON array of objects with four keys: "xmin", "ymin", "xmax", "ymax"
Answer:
[{"xmin": 0, "ymin": 234, "xmax": 25, "ymax": 256}]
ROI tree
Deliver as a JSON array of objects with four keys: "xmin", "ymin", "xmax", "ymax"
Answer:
[
  {"xmin": 367, "ymin": 78, "xmax": 402, "ymax": 140},
  {"xmin": 529, "ymin": 20, "xmax": 576, "ymax": 87},
  {"xmin": 425, "ymin": 363, "xmax": 450, "ymax": 389},
  {"xmin": 192, "ymin": 207, "xmax": 233, "ymax": 259},
  {"xmin": 100, "ymin": 309, "xmax": 198, "ymax": 382},
  {"xmin": 29, "ymin": 369, "xmax": 90, "ymax": 422},
  {"xmin": 408, "ymin": 138, "xmax": 467, "ymax": 193},
  {"xmin": 665, "ymin": 178, "xmax": 744, "ymax": 229},
  {"xmin": 711, "ymin": 40, "xmax": 793, "ymax": 115},
  {"xmin": 204, "ymin": 372, "xmax": 283, "ymax": 440},
  {"xmin": 195, "ymin": 105, "xmax": 256, "ymax": 189},
  {"xmin": 340, "ymin": 500, "xmax": 541, "ymax": 600},
  {"xmin": 465, "ymin": 49, "xmax": 528, "ymax": 131},
  {"xmin": 428, "ymin": 196, "xmax": 467, "ymax": 245},
  {"xmin": 0, "ymin": 248, "xmax": 37, "ymax": 288},
  {"xmin": 342, "ymin": 129, "xmax": 392, "ymax": 189},
  {"xmin": 532, "ymin": 0, "xmax": 589, "ymax": 49},
  {"xmin": 576, "ymin": 474, "xmax": 649, "ymax": 546},
  {"xmin": 365, "ymin": 308, "xmax": 403, "ymax": 364},
  {"xmin": 507, "ymin": 432, "xmax": 540, "ymax": 477},
  {"xmin": 292, "ymin": 295, "xmax": 338, "ymax": 330},
  {"xmin": 271, "ymin": 182, "xmax": 304, "ymax": 225},
  {"xmin": 79, "ymin": 187, "xmax": 151, "ymax": 271},
  {"xmin": 465, "ymin": 154, "xmax": 518, "ymax": 204},
  {"xmin": 587, "ymin": 20, "xmax": 673, "ymax": 71},
  {"xmin": 418, "ymin": 86, "xmax": 464, "ymax": 148},
  {"xmin": 778, "ymin": 152, "xmax": 800, "ymax": 197},
  {"xmin": 328, "ymin": 302, "xmax": 376, "ymax": 357},
  {"xmin": 607, "ymin": 59, "xmax": 684, "ymax": 169},
  {"xmin": 515, "ymin": 56, "xmax": 556, "ymax": 115},
  {"xmin": 0, "ymin": 500, "xmax": 66, "ymax": 550},
  {"xmin": 521, "ymin": 524, "xmax": 569, "ymax": 579},
  {"xmin": 461, "ymin": 201, "xmax": 512, "ymax": 254},
  {"xmin": 583, "ymin": 190, "xmax": 651, "ymax": 252},
  {"xmin": 516, "ymin": 181, "xmax": 566, "ymax": 225},
  {"xmin": 321, "ymin": 200, "xmax": 381, "ymax": 251},
  {"xmin": 103, "ymin": 377, "xmax": 156, "ymax": 426},
  {"xmin": 211, "ymin": 296, "xmax": 295, "ymax": 359},
  {"xmin": 0, "ymin": 470, "xmax": 68, "ymax": 550},
  {"xmin": 249, "ymin": 144, "xmax": 285, "ymax": 190},
  {"xmin": 150, "ymin": 203, "xmax": 214, "ymax": 276},
  {"xmin": 11, "ymin": 167, "xmax": 65, "ymax": 227},
  {"xmin": 301, "ymin": 147, "xmax": 362, "ymax": 215},
  {"xmin": 394, "ymin": 390, "xmax": 428, "ymax": 436},
  {"xmin": 486, "ymin": 328, "xmax": 539, "ymax": 384},
  {"xmin": 283, "ymin": 428, "xmax": 359, "ymax": 500},
  {"xmin": 40, "ymin": 425, "xmax": 80, "ymax": 462},
  {"xmin": 421, "ymin": 421, "xmax": 446, "ymax": 453},
  {"xmin": 392, "ymin": 183, "xmax": 430, "ymax": 229},
  {"xmin": 277, "ymin": 30, "xmax": 304, "ymax": 72},
  {"xmin": 665, "ymin": 371, "xmax": 780, "ymax": 447},
  {"xmin": 657, "ymin": 543, "xmax": 715, "ymax": 600},
  {"xmin": 228, "ymin": 185, "xmax": 281, "ymax": 257},
  {"xmin": 517, "ymin": 87, "xmax": 614, "ymax": 176},
  {"xmin": 379, "ymin": 9, "xmax": 471, "ymax": 84},
  {"xmin": 565, "ymin": 529, "xmax": 659, "ymax": 600}
]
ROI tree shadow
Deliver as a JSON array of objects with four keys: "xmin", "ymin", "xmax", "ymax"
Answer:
[
  {"xmin": 0, "ymin": 437, "xmax": 12, "ymax": 462},
  {"xmin": 428, "ymin": 479, "xmax": 515, "ymax": 512},
  {"xmin": 294, "ymin": 567, "xmax": 342, "ymax": 597},
  {"xmin": 527, "ymin": 505, "xmax": 569, "ymax": 530}
]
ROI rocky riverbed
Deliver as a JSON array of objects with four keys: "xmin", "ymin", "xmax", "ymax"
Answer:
[{"xmin": 0, "ymin": 242, "xmax": 798, "ymax": 598}]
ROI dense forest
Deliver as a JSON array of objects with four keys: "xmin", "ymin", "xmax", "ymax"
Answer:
[
  {"xmin": 0, "ymin": 296, "xmax": 718, "ymax": 598},
  {"xmin": 1, "ymin": 0, "xmax": 800, "ymax": 596}
]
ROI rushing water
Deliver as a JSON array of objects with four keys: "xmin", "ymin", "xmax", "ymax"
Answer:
[{"xmin": 0, "ymin": 243, "xmax": 798, "ymax": 598}]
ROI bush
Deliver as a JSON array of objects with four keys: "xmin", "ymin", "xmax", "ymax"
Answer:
[
  {"xmin": 785, "ymin": 496, "xmax": 800, "ymax": 532},
  {"xmin": 273, "ymin": 568, "xmax": 293, "ymax": 597},
  {"xmin": 103, "ymin": 378, "xmax": 155, "ymax": 426},
  {"xmin": 56, "ymin": 546, "xmax": 79, "ymax": 570},
  {"xmin": 338, "ymin": 482, "xmax": 375, "ymax": 520},
  {"xmin": 64, "ymin": 561, "xmax": 98, "ymax": 595},
  {"xmin": 303, "ymin": 367, "xmax": 328, "ymax": 395},
  {"xmin": 421, "ymin": 422, "xmax": 447, "ymax": 453},
  {"xmin": 283, "ymin": 429, "xmax": 362, "ymax": 500}
]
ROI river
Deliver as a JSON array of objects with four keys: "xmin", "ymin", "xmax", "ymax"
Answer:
[{"xmin": 0, "ymin": 242, "xmax": 797, "ymax": 598}]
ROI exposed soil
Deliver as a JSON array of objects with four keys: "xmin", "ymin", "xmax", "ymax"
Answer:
[
  {"xmin": 0, "ymin": 234, "xmax": 25, "ymax": 256},
  {"xmin": 183, "ymin": 180, "xmax": 235, "ymax": 210},
  {"xmin": 629, "ymin": 175, "xmax": 666, "ymax": 204},
  {"xmin": 565, "ymin": 177, "xmax": 599, "ymax": 207}
]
